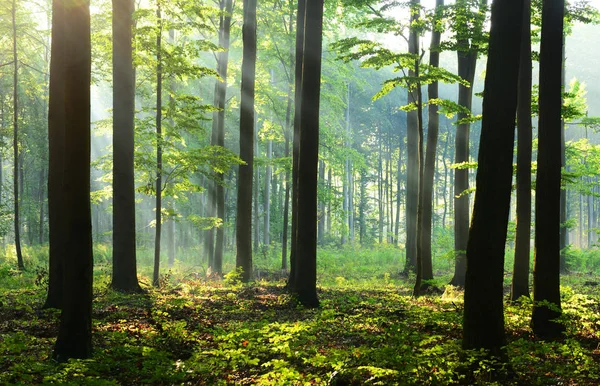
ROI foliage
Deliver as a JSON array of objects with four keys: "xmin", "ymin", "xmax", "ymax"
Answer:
[{"xmin": 2, "ymin": 260, "xmax": 600, "ymax": 385}]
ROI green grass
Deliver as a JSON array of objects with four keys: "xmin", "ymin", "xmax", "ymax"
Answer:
[{"xmin": 1, "ymin": 243, "xmax": 600, "ymax": 385}]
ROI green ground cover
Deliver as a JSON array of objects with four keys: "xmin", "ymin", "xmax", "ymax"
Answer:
[{"xmin": 1, "ymin": 245, "xmax": 600, "ymax": 385}]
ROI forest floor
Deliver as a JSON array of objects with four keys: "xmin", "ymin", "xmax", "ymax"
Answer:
[{"xmin": 1, "ymin": 265, "xmax": 600, "ymax": 385}]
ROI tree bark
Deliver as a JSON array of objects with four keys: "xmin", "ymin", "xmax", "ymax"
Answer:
[
  {"xmin": 421, "ymin": 0, "xmax": 443, "ymax": 282},
  {"xmin": 287, "ymin": 0, "xmax": 305, "ymax": 290},
  {"xmin": 12, "ymin": 0, "xmax": 24, "ymax": 271},
  {"xmin": 112, "ymin": 0, "xmax": 141, "ymax": 292},
  {"xmin": 532, "ymin": 0, "xmax": 566, "ymax": 340},
  {"xmin": 293, "ymin": 0, "xmax": 323, "ymax": 308},
  {"xmin": 463, "ymin": 0, "xmax": 523, "ymax": 353},
  {"xmin": 404, "ymin": 0, "xmax": 419, "ymax": 274},
  {"xmin": 214, "ymin": 0, "xmax": 233, "ymax": 275},
  {"xmin": 511, "ymin": 0, "xmax": 532, "ymax": 301},
  {"xmin": 52, "ymin": 0, "xmax": 93, "ymax": 360},
  {"xmin": 44, "ymin": 0, "xmax": 66, "ymax": 310},
  {"xmin": 152, "ymin": 2, "xmax": 163, "ymax": 287},
  {"xmin": 236, "ymin": 0, "xmax": 257, "ymax": 282}
]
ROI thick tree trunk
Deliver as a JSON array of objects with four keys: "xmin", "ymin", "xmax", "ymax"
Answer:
[
  {"xmin": 511, "ymin": 0, "xmax": 532, "ymax": 301},
  {"xmin": 532, "ymin": 0, "xmax": 566, "ymax": 340},
  {"xmin": 293, "ymin": 0, "xmax": 323, "ymax": 308},
  {"xmin": 52, "ymin": 0, "xmax": 93, "ymax": 360},
  {"xmin": 152, "ymin": 3, "xmax": 163, "ymax": 287},
  {"xmin": 236, "ymin": 0, "xmax": 257, "ymax": 282},
  {"xmin": 112, "ymin": 0, "xmax": 141, "ymax": 292},
  {"xmin": 463, "ymin": 0, "xmax": 523, "ymax": 353},
  {"xmin": 44, "ymin": 0, "xmax": 66, "ymax": 310}
]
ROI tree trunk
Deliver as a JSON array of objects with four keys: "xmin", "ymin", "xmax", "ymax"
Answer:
[
  {"xmin": 214, "ymin": 0, "xmax": 233, "ymax": 275},
  {"xmin": 404, "ymin": 0, "xmax": 419, "ymax": 274},
  {"xmin": 112, "ymin": 0, "xmax": 141, "ymax": 292},
  {"xmin": 462, "ymin": 0, "xmax": 523, "ymax": 353},
  {"xmin": 152, "ymin": 3, "xmax": 163, "ymax": 287},
  {"xmin": 317, "ymin": 160, "xmax": 325, "ymax": 244},
  {"xmin": 44, "ymin": 0, "xmax": 66, "ymax": 310},
  {"xmin": 282, "ymin": 73, "xmax": 293, "ymax": 269},
  {"xmin": 287, "ymin": 0, "xmax": 305, "ymax": 290},
  {"xmin": 293, "ymin": 0, "xmax": 323, "ymax": 308},
  {"xmin": 532, "ymin": 0, "xmax": 566, "ymax": 340},
  {"xmin": 236, "ymin": 0, "xmax": 257, "ymax": 282},
  {"xmin": 52, "ymin": 0, "xmax": 93, "ymax": 360},
  {"xmin": 167, "ymin": 215, "xmax": 175, "ymax": 266},
  {"xmin": 559, "ymin": 39, "xmax": 568, "ymax": 272},
  {"xmin": 450, "ymin": 51, "xmax": 476, "ymax": 287},
  {"xmin": 264, "ymin": 138, "xmax": 272, "ymax": 245},
  {"xmin": 12, "ymin": 0, "xmax": 24, "ymax": 270},
  {"xmin": 511, "ymin": 0, "xmax": 532, "ymax": 301},
  {"xmin": 421, "ymin": 0, "xmax": 443, "ymax": 282}
]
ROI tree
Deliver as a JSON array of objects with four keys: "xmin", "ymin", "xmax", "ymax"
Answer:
[
  {"xmin": 404, "ymin": 0, "xmax": 420, "ymax": 274},
  {"xmin": 44, "ymin": 0, "xmax": 65, "ymax": 310},
  {"xmin": 52, "ymin": 0, "xmax": 93, "ymax": 361},
  {"xmin": 291, "ymin": 0, "xmax": 324, "ymax": 308},
  {"xmin": 511, "ymin": 0, "xmax": 532, "ymax": 301},
  {"xmin": 448, "ymin": 0, "xmax": 488, "ymax": 287},
  {"xmin": 421, "ymin": 0, "xmax": 444, "ymax": 284},
  {"xmin": 112, "ymin": 0, "xmax": 141, "ymax": 292},
  {"xmin": 213, "ymin": 0, "xmax": 234, "ymax": 275},
  {"xmin": 531, "ymin": 0, "xmax": 566, "ymax": 340},
  {"xmin": 236, "ymin": 0, "xmax": 258, "ymax": 283},
  {"xmin": 11, "ymin": 0, "xmax": 24, "ymax": 271},
  {"xmin": 462, "ymin": 0, "xmax": 523, "ymax": 354},
  {"xmin": 287, "ymin": 0, "xmax": 305, "ymax": 291},
  {"xmin": 152, "ymin": 1, "xmax": 164, "ymax": 287}
]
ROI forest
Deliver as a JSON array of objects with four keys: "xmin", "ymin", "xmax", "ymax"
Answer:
[{"xmin": 1, "ymin": 0, "xmax": 600, "ymax": 384}]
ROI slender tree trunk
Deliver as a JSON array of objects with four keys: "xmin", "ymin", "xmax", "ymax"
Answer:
[
  {"xmin": 293, "ymin": 0, "xmax": 323, "ymax": 308},
  {"xmin": 236, "ymin": 0, "xmax": 257, "ymax": 282},
  {"xmin": 359, "ymin": 169, "xmax": 366, "ymax": 244},
  {"xmin": 395, "ymin": 141, "xmax": 402, "ymax": 244},
  {"xmin": 52, "ymin": 0, "xmax": 93, "ymax": 360},
  {"xmin": 559, "ymin": 38, "xmax": 568, "ymax": 272},
  {"xmin": 421, "ymin": 0, "xmax": 443, "ymax": 282},
  {"xmin": 214, "ymin": 0, "xmax": 233, "ymax": 275},
  {"xmin": 532, "ymin": 0, "xmax": 566, "ymax": 340},
  {"xmin": 112, "ymin": 0, "xmax": 141, "ymax": 292},
  {"xmin": 152, "ymin": 3, "xmax": 163, "ymax": 287},
  {"xmin": 378, "ymin": 131, "xmax": 384, "ymax": 244},
  {"xmin": 462, "ymin": 0, "xmax": 523, "ymax": 353},
  {"xmin": 253, "ymin": 130, "xmax": 260, "ymax": 251},
  {"xmin": 413, "ymin": 40, "xmax": 425, "ymax": 297},
  {"xmin": 287, "ymin": 0, "xmax": 305, "ymax": 290},
  {"xmin": 282, "ymin": 75, "xmax": 293, "ymax": 269},
  {"xmin": 317, "ymin": 160, "xmax": 325, "ymax": 244},
  {"xmin": 511, "ymin": 0, "xmax": 532, "ymax": 301},
  {"xmin": 264, "ymin": 138, "xmax": 272, "ymax": 245},
  {"xmin": 38, "ymin": 168, "xmax": 45, "ymax": 244},
  {"xmin": 167, "ymin": 215, "xmax": 175, "ymax": 266},
  {"xmin": 450, "ymin": 51, "xmax": 476, "ymax": 287},
  {"xmin": 12, "ymin": 0, "xmax": 24, "ymax": 270},
  {"xmin": 404, "ymin": 0, "xmax": 419, "ymax": 273}
]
